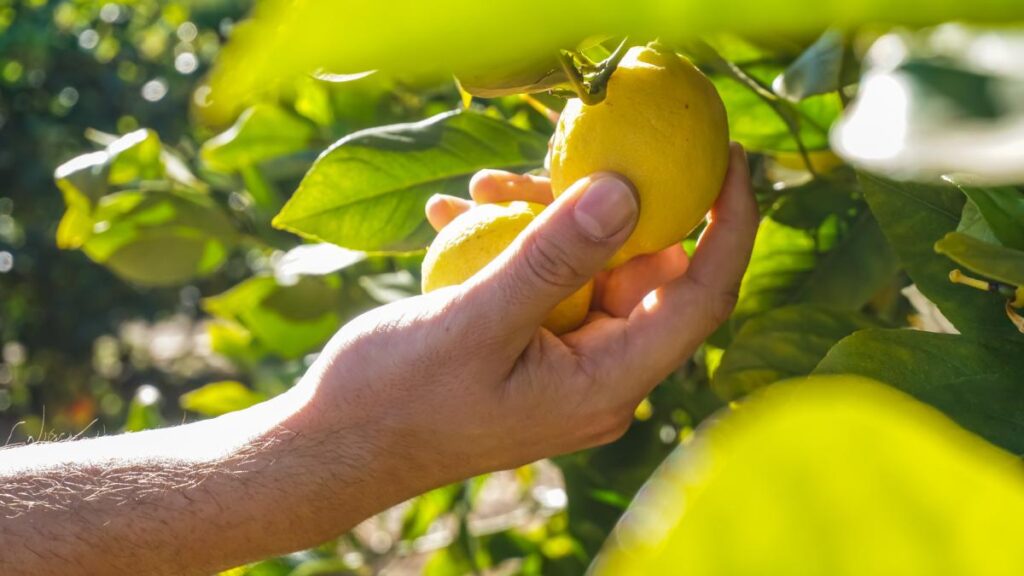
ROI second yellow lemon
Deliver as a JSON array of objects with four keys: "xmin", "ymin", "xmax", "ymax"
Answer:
[
  {"xmin": 549, "ymin": 44, "xmax": 730, "ymax": 267},
  {"xmin": 421, "ymin": 201, "xmax": 593, "ymax": 335}
]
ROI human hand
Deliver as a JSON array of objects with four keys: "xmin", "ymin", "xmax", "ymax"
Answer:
[
  {"xmin": 0, "ymin": 145, "xmax": 757, "ymax": 576},
  {"xmin": 297, "ymin": 143, "xmax": 758, "ymax": 507}
]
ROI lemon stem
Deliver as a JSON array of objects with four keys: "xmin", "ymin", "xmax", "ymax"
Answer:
[{"xmin": 559, "ymin": 37, "xmax": 630, "ymax": 106}]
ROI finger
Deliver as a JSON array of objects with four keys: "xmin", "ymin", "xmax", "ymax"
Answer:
[
  {"xmin": 580, "ymin": 144, "xmax": 759, "ymax": 400},
  {"xmin": 426, "ymin": 194, "xmax": 473, "ymax": 231},
  {"xmin": 463, "ymin": 173, "xmax": 638, "ymax": 339},
  {"xmin": 595, "ymin": 244, "xmax": 690, "ymax": 318},
  {"xmin": 469, "ymin": 169, "xmax": 554, "ymax": 205}
]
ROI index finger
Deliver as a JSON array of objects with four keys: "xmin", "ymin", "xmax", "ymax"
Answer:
[{"xmin": 469, "ymin": 169, "xmax": 554, "ymax": 205}]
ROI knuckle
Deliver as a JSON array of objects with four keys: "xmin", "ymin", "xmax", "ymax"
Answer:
[{"xmin": 520, "ymin": 234, "xmax": 584, "ymax": 291}]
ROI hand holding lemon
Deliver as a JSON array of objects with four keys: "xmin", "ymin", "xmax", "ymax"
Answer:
[{"xmin": 424, "ymin": 43, "xmax": 732, "ymax": 333}]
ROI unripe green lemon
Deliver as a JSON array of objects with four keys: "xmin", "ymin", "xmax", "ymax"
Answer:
[
  {"xmin": 421, "ymin": 201, "xmax": 593, "ymax": 335},
  {"xmin": 549, "ymin": 44, "xmax": 730, "ymax": 267}
]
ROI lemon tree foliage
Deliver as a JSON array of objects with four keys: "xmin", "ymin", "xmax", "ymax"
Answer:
[
  {"xmin": 37, "ymin": 0, "xmax": 1024, "ymax": 573},
  {"xmin": 593, "ymin": 376, "xmax": 1024, "ymax": 576},
  {"xmin": 273, "ymin": 110, "xmax": 549, "ymax": 251}
]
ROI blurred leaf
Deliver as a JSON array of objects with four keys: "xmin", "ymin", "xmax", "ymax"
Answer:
[
  {"xmin": 123, "ymin": 385, "xmax": 164, "ymax": 432},
  {"xmin": 861, "ymin": 174, "xmax": 1023, "ymax": 341},
  {"xmin": 54, "ymin": 129, "xmax": 166, "ymax": 210},
  {"xmin": 359, "ymin": 270, "xmax": 420, "ymax": 303},
  {"xmin": 773, "ymin": 29, "xmax": 850, "ymax": 101},
  {"xmin": 953, "ymin": 184, "xmax": 1024, "ymax": 250},
  {"xmin": 180, "ymin": 381, "xmax": 268, "ymax": 417},
  {"xmin": 592, "ymin": 376, "xmax": 1024, "ymax": 575},
  {"xmin": 713, "ymin": 305, "xmax": 879, "ymax": 399},
  {"xmin": 457, "ymin": 54, "xmax": 567, "ymax": 98},
  {"xmin": 730, "ymin": 209, "xmax": 898, "ymax": 331},
  {"xmin": 274, "ymin": 243, "xmax": 366, "ymax": 284},
  {"xmin": 204, "ymin": 276, "xmax": 343, "ymax": 359},
  {"xmin": 833, "ymin": 28, "xmax": 1024, "ymax": 184},
  {"xmin": 207, "ymin": 320, "xmax": 265, "ymax": 363},
  {"xmin": 207, "ymin": 0, "xmax": 1024, "ymax": 116},
  {"xmin": 424, "ymin": 544, "xmax": 477, "ymax": 576},
  {"xmin": 200, "ymin": 104, "xmax": 317, "ymax": 173},
  {"xmin": 935, "ymin": 232, "xmax": 1024, "ymax": 286},
  {"xmin": 273, "ymin": 110, "xmax": 547, "ymax": 251},
  {"xmin": 401, "ymin": 484, "xmax": 462, "ymax": 540},
  {"xmin": 80, "ymin": 191, "xmax": 237, "ymax": 286},
  {"xmin": 815, "ymin": 329, "xmax": 1024, "ymax": 454},
  {"xmin": 768, "ymin": 178, "xmax": 859, "ymax": 229}
]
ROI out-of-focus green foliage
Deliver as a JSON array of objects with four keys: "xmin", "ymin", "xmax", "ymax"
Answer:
[
  {"xmin": 592, "ymin": 376, "xmax": 1024, "ymax": 575},
  {"xmin": 204, "ymin": 0, "xmax": 1024, "ymax": 123}
]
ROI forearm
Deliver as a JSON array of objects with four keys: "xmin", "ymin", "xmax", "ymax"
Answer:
[{"xmin": 0, "ymin": 370, "xmax": 412, "ymax": 576}]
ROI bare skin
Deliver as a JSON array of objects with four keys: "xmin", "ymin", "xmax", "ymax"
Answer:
[{"xmin": 0, "ymin": 144, "xmax": 757, "ymax": 575}]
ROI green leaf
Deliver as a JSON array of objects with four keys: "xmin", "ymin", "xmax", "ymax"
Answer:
[
  {"xmin": 273, "ymin": 110, "xmax": 548, "ymax": 251},
  {"xmin": 815, "ymin": 329, "xmax": 1024, "ymax": 454},
  {"xmin": 957, "ymin": 198, "xmax": 1001, "ymax": 245},
  {"xmin": 207, "ymin": 0, "xmax": 1024, "ymax": 115},
  {"xmin": 860, "ymin": 174, "xmax": 1022, "ymax": 341},
  {"xmin": 772, "ymin": 29, "xmax": 849, "ymax": 101},
  {"xmin": 935, "ymin": 232, "xmax": 1024, "ymax": 287},
  {"xmin": 713, "ymin": 305, "xmax": 879, "ymax": 399},
  {"xmin": 359, "ymin": 270, "xmax": 420, "ymax": 303},
  {"xmin": 955, "ymin": 184, "xmax": 1024, "ymax": 251},
  {"xmin": 179, "ymin": 381, "xmax": 268, "ymax": 417},
  {"xmin": 81, "ymin": 191, "xmax": 237, "ymax": 286},
  {"xmin": 401, "ymin": 484, "xmax": 463, "ymax": 540},
  {"xmin": 200, "ymin": 104, "xmax": 316, "ymax": 173},
  {"xmin": 730, "ymin": 209, "xmax": 897, "ymax": 331},
  {"xmin": 592, "ymin": 376, "xmax": 1024, "ymax": 575},
  {"xmin": 203, "ymin": 275, "xmax": 343, "ymax": 359},
  {"xmin": 123, "ymin": 385, "xmax": 164, "ymax": 432},
  {"xmin": 711, "ymin": 63, "xmax": 841, "ymax": 153},
  {"xmin": 54, "ymin": 128, "xmax": 167, "ymax": 214},
  {"xmin": 768, "ymin": 178, "xmax": 859, "ymax": 230}
]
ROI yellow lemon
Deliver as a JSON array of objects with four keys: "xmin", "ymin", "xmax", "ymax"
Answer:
[
  {"xmin": 549, "ymin": 44, "xmax": 730, "ymax": 267},
  {"xmin": 421, "ymin": 201, "xmax": 593, "ymax": 335}
]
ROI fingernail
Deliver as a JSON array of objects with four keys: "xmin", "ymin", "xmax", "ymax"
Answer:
[{"xmin": 574, "ymin": 176, "xmax": 638, "ymax": 240}]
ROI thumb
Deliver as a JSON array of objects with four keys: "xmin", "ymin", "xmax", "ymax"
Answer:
[{"xmin": 465, "ymin": 173, "xmax": 638, "ymax": 334}]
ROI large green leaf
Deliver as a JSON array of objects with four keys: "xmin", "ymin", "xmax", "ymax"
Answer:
[
  {"xmin": 272, "ymin": 110, "xmax": 548, "ymax": 251},
  {"xmin": 713, "ymin": 305, "xmax": 879, "ymax": 399},
  {"xmin": 729, "ymin": 208, "xmax": 897, "ymax": 333},
  {"xmin": 592, "ymin": 376, "xmax": 1024, "ymax": 575},
  {"xmin": 203, "ymin": 275, "xmax": 345, "ymax": 359},
  {"xmin": 935, "ymin": 232, "xmax": 1024, "ymax": 287},
  {"xmin": 815, "ymin": 329, "xmax": 1024, "ymax": 454},
  {"xmin": 200, "ymin": 104, "xmax": 317, "ymax": 173},
  {"xmin": 860, "ymin": 174, "xmax": 1022, "ymax": 341},
  {"xmin": 80, "ymin": 191, "xmax": 237, "ymax": 286},
  {"xmin": 207, "ymin": 0, "xmax": 1024, "ymax": 115}
]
